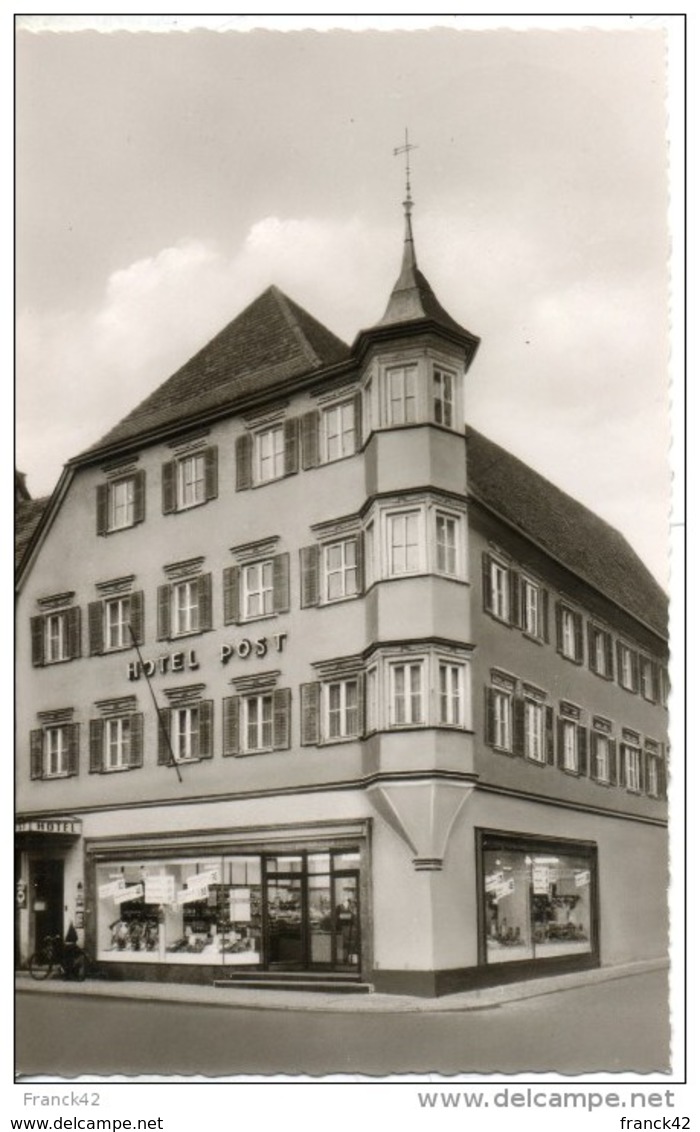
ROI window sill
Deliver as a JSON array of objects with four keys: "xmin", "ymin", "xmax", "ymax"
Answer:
[
  {"xmin": 173, "ymin": 498, "xmax": 209, "ymax": 514},
  {"xmin": 101, "ymin": 764, "xmax": 133, "ymax": 774},
  {"xmin": 239, "ymin": 612, "xmax": 278, "ymax": 625},
  {"xmin": 320, "ymin": 593, "xmax": 360, "ymax": 607}
]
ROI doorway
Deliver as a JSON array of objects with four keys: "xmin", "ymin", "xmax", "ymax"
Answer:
[
  {"xmin": 263, "ymin": 850, "xmax": 361, "ymax": 973},
  {"xmin": 30, "ymin": 858, "xmax": 64, "ymax": 952}
]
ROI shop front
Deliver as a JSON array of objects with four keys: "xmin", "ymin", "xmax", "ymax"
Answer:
[
  {"xmin": 477, "ymin": 829, "xmax": 599, "ymax": 980},
  {"xmin": 87, "ymin": 829, "xmax": 367, "ymax": 983}
]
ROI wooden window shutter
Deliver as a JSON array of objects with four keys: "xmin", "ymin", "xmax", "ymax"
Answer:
[
  {"xmin": 88, "ymin": 601, "xmax": 104, "ymax": 656},
  {"xmin": 273, "ymin": 687, "xmax": 291, "ymax": 751},
  {"xmin": 222, "ymin": 696, "xmax": 241, "ymax": 757},
  {"xmin": 608, "ymin": 738, "xmax": 618, "ymax": 786},
  {"xmin": 129, "ymin": 590, "xmax": 145, "ymax": 646},
  {"xmin": 355, "ymin": 676, "xmax": 365, "ymax": 737},
  {"xmin": 157, "ymin": 584, "xmax": 172, "ymax": 641},
  {"xmin": 157, "ymin": 710, "xmax": 172, "ymax": 765},
  {"xmin": 30, "ymin": 730, "xmax": 44, "ymax": 779},
  {"xmin": 204, "ymin": 446, "xmax": 218, "ymax": 500},
  {"xmin": 272, "ymin": 553, "xmax": 290, "ymax": 614},
  {"xmin": 630, "ymin": 651, "xmax": 640, "ymax": 692},
  {"xmin": 129, "ymin": 713, "xmax": 144, "ymax": 768},
  {"xmin": 300, "ymin": 682, "xmax": 321, "ymax": 746},
  {"xmin": 284, "ymin": 418, "xmax": 299, "ymax": 475},
  {"xmin": 66, "ymin": 723, "xmax": 80, "ymax": 777},
  {"xmin": 223, "ymin": 565, "xmax": 241, "ymax": 625},
  {"xmin": 67, "ymin": 607, "xmax": 82, "ymax": 659},
  {"xmin": 485, "ymin": 686, "xmax": 496, "ymax": 747},
  {"xmin": 512, "ymin": 696, "xmax": 525, "ymax": 757},
  {"xmin": 616, "ymin": 641, "xmax": 624, "ymax": 687},
  {"xmin": 658, "ymin": 749, "xmax": 668, "ymax": 799},
  {"xmin": 30, "ymin": 616, "xmax": 45, "ymax": 667},
  {"xmin": 301, "ymin": 410, "xmax": 320, "ymax": 469},
  {"xmin": 555, "ymin": 601, "xmax": 563, "ymax": 653},
  {"xmin": 133, "ymin": 469, "xmax": 146, "ymax": 524},
  {"xmin": 573, "ymin": 613, "xmax": 583, "ymax": 663},
  {"xmin": 545, "ymin": 706, "xmax": 555, "ymax": 765},
  {"xmin": 198, "ymin": 701, "xmax": 214, "ymax": 759},
  {"xmin": 354, "ymin": 534, "xmax": 364, "ymax": 594},
  {"xmin": 605, "ymin": 633, "xmax": 614, "ymax": 679},
  {"xmin": 482, "ymin": 554, "xmax": 493, "ymax": 613},
  {"xmin": 587, "ymin": 624, "xmax": 596, "ymax": 672},
  {"xmin": 556, "ymin": 718, "xmax": 565, "ymax": 768},
  {"xmin": 588, "ymin": 731, "xmax": 597, "ymax": 778},
  {"xmin": 89, "ymin": 719, "xmax": 104, "ymax": 773},
  {"xmin": 235, "ymin": 433, "xmax": 253, "ymax": 490},
  {"xmin": 353, "ymin": 391, "xmax": 363, "ymax": 451},
  {"xmin": 577, "ymin": 725, "xmax": 588, "ymax": 776},
  {"xmin": 299, "ymin": 545, "xmax": 320, "ymax": 608},
  {"xmin": 96, "ymin": 483, "xmax": 109, "ymax": 535},
  {"xmin": 162, "ymin": 460, "xmax": 177, "ymax": 514},
  {"xmin": 509, "ymin": 569, "xmax": 521, "ymax": 627},
  {"xmin": 198, "ymin": 573, "xmax": 213, "ymax": 631},
  {"xmin": 540, "ymin": 589, "xmax": 550, "ymax": 643}
]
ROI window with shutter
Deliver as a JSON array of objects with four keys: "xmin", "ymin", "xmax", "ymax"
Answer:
[
  {"xmin": 98, "ymin": 471, "xmax": 146, "ymax": 534},
  {"xmin": 256, "ymin": 426, "xmax": 285, "ymax": 483},
  {"xmin": 33, "ymin": 608, "xmax": 82, "ymax": 665},
  {"xmin": 322, "ymin": 539, "xmax": 359, "ymax": 602},
  {"xmin": 322, "ymin": 401, "xmax": 356, "ymax": 462},
  {"xmin": 483, "ymin": 555, "xmax": 509, "ymax": 621},
  {"xmin": 323, "ymin": 678, "xmax": 360, "ymax": 740},
  {"xmin": 558, "ymin": 604, "xmax": 583, "ymax": 663}
]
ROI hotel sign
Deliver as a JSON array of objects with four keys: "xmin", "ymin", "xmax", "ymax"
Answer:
[
  {"xmin": 16, "ymin": 818, "xmax": 82, "ymax": 837},
  {"xmin": 127, "ymin": 634, "xmax": 288, "ymax": 680}
]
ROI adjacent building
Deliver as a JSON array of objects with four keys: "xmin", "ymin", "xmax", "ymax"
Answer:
[{"xmin": 15, "ymin": 194, "xmax": 669, "ymax": 995}]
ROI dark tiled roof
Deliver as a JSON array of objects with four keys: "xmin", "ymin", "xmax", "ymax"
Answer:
[
  {"xmin": 466, "ymin": 426, "xmax": 668, "ymax": 639},
  {"xmin": 86, "ymin": 286, "xmax": 350, "ymax": 453},
  {"xmin": 16, "ymin": 497, "xmax": 49, "ymax": 572}
]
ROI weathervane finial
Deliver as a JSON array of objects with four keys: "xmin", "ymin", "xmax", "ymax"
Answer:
[{"xmin": 393, "ymin": 127, "xmax": 418, "ymax": 207}]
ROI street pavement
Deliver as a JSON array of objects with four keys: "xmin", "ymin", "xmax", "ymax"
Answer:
[{"xmin": 16, "ymin": 961, "xmax": 671, "ymax": 1077}]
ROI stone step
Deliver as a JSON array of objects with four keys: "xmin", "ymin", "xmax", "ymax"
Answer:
[{"xmin": 212, "ymin": 977, "xmax": 372, "ymax": 994}]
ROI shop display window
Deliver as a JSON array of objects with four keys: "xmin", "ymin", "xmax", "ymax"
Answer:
[
  {"xmin": 96, "ymin": 856, "xmax": 262, "ymax": 965},
  {"xmin": 479, "ymin": 833, "xmax": 596, "ymax": 966}
]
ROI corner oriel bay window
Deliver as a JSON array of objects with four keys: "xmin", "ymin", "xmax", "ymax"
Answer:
[
  {"xmin": 162, "ymin": 448, "xmax": 218, "ymax": 513},
  {"xmin": 30, "ymin": 722, "xmax": 80, "ymax": 780},
  {"xmin": 90, "ymin": 714, "xmax": 144, "ymax": 772},
  {"xmin": 364, "ymin": 499, "xmax": 466, "ymax": 585},
  {"xmin": 96, "ymin": 469, "xmax": 146, "ymax": 535}
]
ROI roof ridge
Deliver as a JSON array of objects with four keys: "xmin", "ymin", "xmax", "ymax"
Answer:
[{"xmin": 268, "ymin": 285, "xmax": 322, "ymax": 370}]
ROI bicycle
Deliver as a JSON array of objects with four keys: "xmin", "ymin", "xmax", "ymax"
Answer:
[{"xmin": 28, "ymin": 934, "xmax": 88, "ymax": 981}]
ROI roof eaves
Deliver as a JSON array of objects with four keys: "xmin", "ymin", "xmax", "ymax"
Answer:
[{"xmin": 467, "ymin": 489, "xmax": 668, "ymax": 643}]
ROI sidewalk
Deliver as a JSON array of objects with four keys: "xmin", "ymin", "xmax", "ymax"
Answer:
[{"xmin": 16, "ymin": 958, "xmax": 665, "ymax": 1014}]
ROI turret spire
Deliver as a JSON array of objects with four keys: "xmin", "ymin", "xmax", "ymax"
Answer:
[{"xmin": 393, "ymin": 128, "xmax": 418, "ymax": 280}]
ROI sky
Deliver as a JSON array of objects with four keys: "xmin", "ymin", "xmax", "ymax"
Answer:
[{"xmin": 14, "ymin": 14, "xmax": 680, "ymax": 586}]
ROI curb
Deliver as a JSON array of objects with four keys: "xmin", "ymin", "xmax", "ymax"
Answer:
[{"xmin": 16, "ymin": 958, "xmax": 667, "ymax": 1014}]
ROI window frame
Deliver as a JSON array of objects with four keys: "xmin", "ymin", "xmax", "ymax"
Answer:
[
  {"xmin": 522, "ymin": 579, "xmax": 540, "ymax": 639},
  {"xmin": 322, "ymin": 539, "xmax": 359, "ymax": 603},
  {"xmin": 433, "ymin": 365, "xmax": 456, "ymax": 428},
  {"xmin": 105, "ymin": 716, "xmax": 132, "ymax": 771},
  {"xmin": 322, "ymin": 400, "xmax": 356, "ymax": 463},
  {"xmin": 173, "ymin": 579, "xmax": 201, "ymax": 636},
  {"xmin": 622, "ymin": 742, "xmax": 643, "ymax": 793},
  {"xmin": 109, "ymin": 476, "xmax": 136, "ymax": 531},
  {"xmin": 389, "ymin": 660, "xmax": 425, "ymax": 727},
  {"xmin": 243, "ymin": 693, "xmax": 275, "ymax": 754},
  {"xmin": 524, "ymin": 698, "xmax": 546, "ymax": 764},
  {"xmin": 489, "ymin": 558, "xmax": 509, "ymax": 622},
  {"xmin": 387, "ymin": 509, "xmax": 423, "ymax": 576},
  {"xmin": 561, "ymin": 718, "xmax": 578, "ymax": 773},
  {"xmin": 385, "ymin": 363, "xmax": 418, "ymax": 426},
  {"xmin": 492, "ymin": 688, "xmax": 513, "ymax": 752},
  {"xmin": 177, "ymin": 452, "xmax": 206, "ymax": 511},
  {"xmin": 172, "ymin": 705, "xmax": 201, "ymax": 763},
  {"xmin": 242, "ymin": 559, "xmax": 275, "ymax": 621},
  {"xmin": 45, "ymin": 612, "xmax": 67, "ymax": 663},
  {"xmin": 45, "ymin": 725, "xmax": 69, "ymax": 778},
  {"xmin": 105, "ymin": 596, "xmax": 131, "ymax": 651},
  {"xmin": 256, "ymin": 425, "xmax": 285, "ymax": 484},
  {"xmin": 323, "ymin": 678, "xmax": 361, "ymax": 742},
  {"xmin": 438, "ymin": 661, "xmax": 464, "ymax": 727},
  {"xmin": 97, "ymin": 469, "xmax": 145, "ymax": 535},
  {"xmin": 435, "ymin": 511, "xmax": 458, "ymax": 577}
]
